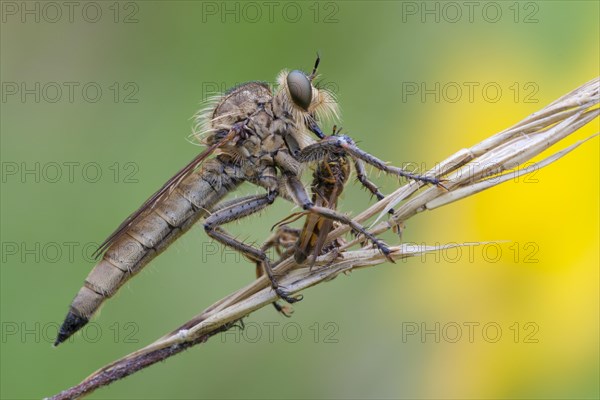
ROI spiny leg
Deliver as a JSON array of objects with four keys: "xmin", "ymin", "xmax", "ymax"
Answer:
[
  {"xmin": 351, "ymin": 158, "xmax": 406, "ymax": 239},
  {"xmin": 353, "ymin": 159, "xmax": 386, "ymax": 201},
  {"xmin": 203, "ymin": 192, "xmax": 301, "ymax": 304},
  {"xmin": 353, "ymin": 158, "xmax": 397, "ymax": 214},
  {"xmin": 298, "ymin": 135, "xmax": 441, "ymax": 186},
  {"xmin": 256, "ymin": 226, "xmax": 300, "ymax": 316},
  {"xmin": 305, "ymin": 204, "xmax": 392, "ymax": 261},
  {"xmin": 285, "ymin": 174, "xmax": 393, "ymax": 262},
  {"xmin": 344, "ymin": 140, "xmax": 441, "ymax": 185}
]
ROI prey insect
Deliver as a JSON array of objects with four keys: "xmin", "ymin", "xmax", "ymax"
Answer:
[
  {"xmin": 295, "ymin": 129, "xmax": 397, "ymax": 265},
  {"xmin": 55, "ymin": 57, "xmax": 439, "ymax": 345}
]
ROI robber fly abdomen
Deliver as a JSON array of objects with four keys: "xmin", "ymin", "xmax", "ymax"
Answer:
[{"xmin": 58, "ymin": 158, "xmax": 242, "ymax": 344}]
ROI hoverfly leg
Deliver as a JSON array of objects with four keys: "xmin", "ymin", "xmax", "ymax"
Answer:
[
  {"xmin": 272, "ymin": 301, "xmax": 294, "ymax": 317},
  {"xmin": 321, "ymin": 246, "xmax": 342, "ymax": 269},
  {"xmin": 392, "ymin": 221, "xmax": 405, "ymax": 239}
]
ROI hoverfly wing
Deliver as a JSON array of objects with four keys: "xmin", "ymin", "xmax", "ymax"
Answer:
[
  {"xmin": 309, "ymin": 185, "xmax": 343, "ymax": 264},
  {"xmin": 309, "ymin": 218, "xmax": 335, "ymax": 265},
  {"xmin": 295, "ymin": 212, "xmax": 320, "ymax": 263},
  {"xmin": 92, "ymin": 129, "xmax": 238, "ymax": 258}
]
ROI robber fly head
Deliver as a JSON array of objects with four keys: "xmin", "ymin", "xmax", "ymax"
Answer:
[
  {"xmin": 275, "ymin": 55, "xmax": 339, "ymax": 139},
  {"xmin": 193, "ymin": 56, "xmax": 338, "ymax": 147}
]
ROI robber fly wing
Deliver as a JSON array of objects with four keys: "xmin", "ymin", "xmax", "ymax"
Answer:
[{"xmin": 92, "ymin": 129, "xmax": 238, "ymax": 258}]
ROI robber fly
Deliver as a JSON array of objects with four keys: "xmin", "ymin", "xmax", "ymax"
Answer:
[{"xmin": 55, "ymin": 57, "xmax": 439, "ymax": 346}]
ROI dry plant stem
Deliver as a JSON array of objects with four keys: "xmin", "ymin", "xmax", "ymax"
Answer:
[{"xmin": 48, "ymin": 78, "xmax": 599, "ymax": 400}]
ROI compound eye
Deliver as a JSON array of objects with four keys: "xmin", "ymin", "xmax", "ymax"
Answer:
[{"xmin": 287, "ymin": 70, "xmax": 312, "ymax": 110}]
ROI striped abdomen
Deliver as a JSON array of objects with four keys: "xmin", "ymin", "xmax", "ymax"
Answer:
[{"xmin": 55, "ymin": 158, "xmax": 240, "ymax": 345}]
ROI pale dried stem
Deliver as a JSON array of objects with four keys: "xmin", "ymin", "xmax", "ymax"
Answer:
[{"xmin": 48, "ymin": 78, "xmax": 599, "ymax": 400}]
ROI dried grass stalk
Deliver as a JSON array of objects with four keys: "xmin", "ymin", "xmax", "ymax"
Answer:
[{"xmin": 48, "ymin": 78, "xmax": 599, "ymax": 400}]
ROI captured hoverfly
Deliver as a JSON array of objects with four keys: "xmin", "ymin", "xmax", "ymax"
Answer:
[{"xmin": 55, "ymin": 57, "xmax": 439, "ymax": 345}]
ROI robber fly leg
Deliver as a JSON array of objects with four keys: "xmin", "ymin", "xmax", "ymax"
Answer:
[
  {"xmin": 343, "ymin": 141, "xmax": 440, "ymax": 185},
  {"xmin": 298, "ymin": 135, "xmax": 441, "ymax": 186},
  {"xmin": 305, "ymin": 204, "xmax": 393, "ymax": 261},
  {"xmin": 353, "ymin": 159, "xmax": 406, "ymax": 238},
  {"xmin": 203, "ymin": 192, "xmax": 302, "ymax": 304},
  {"xmin": 353, "ymin": 159, "xmax": 396, "ymax": 215},
  {"xmin": 285, "ymin": 174, "xmax": 394, "ymax": 263},
  {"xmin": 256, "ymin": 227, "xmax": 301, "ymax": 316}
]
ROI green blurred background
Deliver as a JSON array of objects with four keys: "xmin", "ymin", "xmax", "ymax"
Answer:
[{"xmin": 1, "ymin": 1, "xmax": 598, "ymax": 399}]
